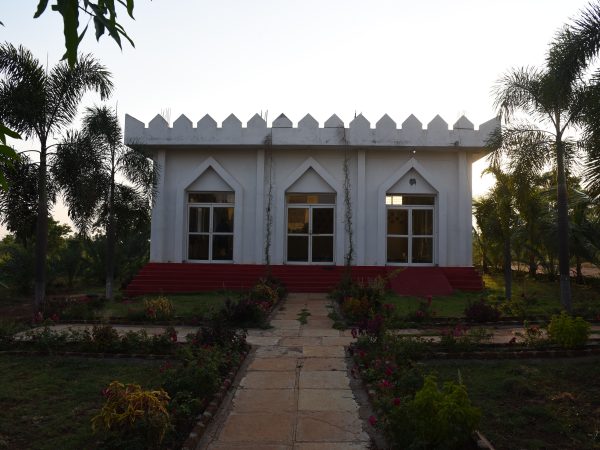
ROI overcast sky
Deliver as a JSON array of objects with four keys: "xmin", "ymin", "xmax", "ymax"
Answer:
[{"xmin": 0, "ymin": 0, "xmax": 593, "ymax": 236}]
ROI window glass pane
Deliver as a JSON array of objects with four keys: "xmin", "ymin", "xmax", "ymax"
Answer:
[
  {"xmin": 387, "ymin": 237, "xmax": 408, "ymax": 263},
  {"xmin": 213, "ymin": 207, "xmax": 234, "ymax": 232},
  {"xmin": 402, "ymin": 195, "xmax": 434, "ymax": 205},
  {"xmin": 188, "ymin": 235, "xmax": 209, "ymax": 260},
  {"xmin": 189, "ymin": 207, "xmax": 210, "ymax": 232},
  {"xmin": 412, "ymin": 209, "xmax": 433, "ymax": 235},
  {"xmin": 212, "ymin": 235, "xmax": 233, "ymax": 260},
  {"xmin": 188, "ymin": 192, "xmax": 234, "ymax": 203},
  {"xmin": 288, "ymin": 236, "xmax": 309, "ymax": 261},
  {"xmin": 312, "ymin": 208, "xmax": 334, "ymax": 234},
  {"xmin": 312, "ymin": 236, "xmax": 333, "ymax": 262},
  {"xmin": 288, "ymin": 208, "xmax": 309, "ymax": 234},
  {"xmin": 387, "ymin": 209, "xmax": 408, "ymax": 235},
  {"xmin": 287, "ymin": 193, "xmax": 335, "ymax": 204},
  {"xmin": 412, "ymin": 237, "xmax": 433, "ymax": 263}
]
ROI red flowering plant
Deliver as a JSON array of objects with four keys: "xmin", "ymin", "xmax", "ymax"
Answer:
[{"xmin": 409, "ymin": 295, "xmax": 435, "ymax": 322}]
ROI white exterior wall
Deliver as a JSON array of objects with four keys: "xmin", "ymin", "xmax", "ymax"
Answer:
[{"xmin": 128, "ymin": 112, "xmax": 499, "ymax": 267}]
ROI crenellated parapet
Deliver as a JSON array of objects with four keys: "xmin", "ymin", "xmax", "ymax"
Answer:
[{"xmin": 125, "ymin": 112, "xmax": 499, "ymax": 148}]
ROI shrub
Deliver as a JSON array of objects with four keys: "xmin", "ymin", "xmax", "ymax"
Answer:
[
  {"xmin": 92, "ymin": 381, "xmax": 171, "ymax": 450},
  {"xmin": 219, "ymin": 296, "xmax": 269, "ymax": 328},
  {"xmin": 383, "ymin": 375, "xmax": 480, "ymax": 449},
  {"xmin": 409, "ymin": 375, "xmax": 481, "ymax": 448},
  {"xmin": 144, "ymin": 296, "xmax": 174, "ymax": 321},
  {"xmin": 464, "ymin": 298, "xmax": 501, "ymax": 322},
  {"xmin": 547, "ymin": 312, "xmax": 590, "ymax": 348},
  {"xmin": 341, "ymin": 296, "xmax": 371, "ymax": 322}
]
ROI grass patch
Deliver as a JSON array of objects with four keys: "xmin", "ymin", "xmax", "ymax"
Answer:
[
  {"xmin": 383, "ymin": 273, "xmax": 600, "ymax": 320},
  {"xmin": 297, "ymin": 308, "xmax": 311, "ymax": 324},
  {"xmin": 0, "ymin": 355, "xmax": 162, "ymax": 450},
  {"xmin": 425, "ymin": 357, "xmax": 600, "ymax": 449},
  {"xmin": 99, "ymin": 291, "xmax": 236, "ymax": 321}
]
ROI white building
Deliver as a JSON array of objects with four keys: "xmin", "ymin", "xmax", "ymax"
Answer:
[{"xmin": 125, "ymin": 112, "xmax": 497, "ymax": 272}]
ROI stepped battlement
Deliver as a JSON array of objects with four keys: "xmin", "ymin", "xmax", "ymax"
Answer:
[{"xmin": 125, "ymin": 112, "xmax": 499, "ymax": 148}]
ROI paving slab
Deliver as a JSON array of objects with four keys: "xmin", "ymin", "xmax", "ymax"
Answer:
[
  {"xmin": 303, "ymin": 345, "xmax": 346, "ymax": 358},
  {"xmin": 296, "ymin": 411, "xmax": 370, "ymax": 442},
  {"xmin": 246, "ymin": 336, "xmax": 281, "ymax": 346},
  {"xmin": 247, "ymin": 357, "xmax": 299, "ymax": 372},
  {"xmin": 298, "ymin": 389, "xmax": 359, "ymax": 412},
  {"xmin": 300, "ymin": 358, "xmax": 347, "ymax": 371},
  {"xmin": 209, "ymin": 444, "xmax": 292, "ymax": 450},
  {"xmin": 293, "ymin": 443, "xmax": 370, "ymax": 450},
  {"xmin": 271, "ymin": 319, "xmax": 302, "ymax": 330},
  {"xmin": 301, "ymin": 328, "xmax": 342, "ymax": 337},
  {"xmin": 218, "ymin": 413, "xmax": 295, "ymax": 443},
  {"xmin": 233, "ymin": 389, "xmax": 296, "ymax": 412},
  {"xmin": 255, "ymin": 346, "xmax": 304, "ymax": 358},
  {"xmin": 321, "ymin": 336, "xmax": 355, "ymax": 346},
  {"xmin": 240, "ymin": 371, "xmax": 296, "ymax": 389},
  {"xmin": 299, "ymin": 371, "xmax": 351, "ymax": 389},
  {"xmin": 304, "ymin": 318, "xmax": 335, "ymax": 329},
  {"xmin": 279, "ymin": 336, "xmax": 322, "ymax": 347}
]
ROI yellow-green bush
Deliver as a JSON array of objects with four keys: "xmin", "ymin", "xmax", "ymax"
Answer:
[
  {"xmin": 547, "ymin": 312, "xmax": 590, "ymax": 348},
  {"xmin": 92, "ymin": 381, "xmax": 171, "ymax": 449}
]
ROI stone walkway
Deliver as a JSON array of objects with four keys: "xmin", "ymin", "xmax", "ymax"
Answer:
[{"xmin": 198, "ymin": 293, "xmax": 372, "ymax": 450}]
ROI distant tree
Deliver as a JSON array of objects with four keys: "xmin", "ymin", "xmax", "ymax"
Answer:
[
  {"xmin": 53, "ymin": 105, "xmax": 154, "ymax": 300},
  {"xmin": 0, "ymin": 43, "xmax": 113, "ymax": 312}
]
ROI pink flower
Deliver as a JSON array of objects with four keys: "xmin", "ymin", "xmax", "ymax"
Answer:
[
  {"xmin": 384, "ymin": 303, "xmax": 395, "ymax": 312},
  {"xmin": 368, "ymin": 415, "xmax": 377, "ymax": 426},
  {"xmin": 379, "ymin": 379, "xmax": 392, "ymax": 389},
  {"xmin": 385, "ymin": 366, "xmax": 394, "ymax": 376},
  {"xmin": 358, "ymin": 350, "xmax": 366, "ymax": 359},
  {"xmin": 33, "ymin": 312, "xmax": 43, "ymax": 323},
  {"xmin": 351, "ymin": 328, "xmax": 358, "ymax": 338},
  {"xmin": 393, "ymin": 397, "xmax": 402, "ymax": 406},
  {"xmin": 416, "ymin": 310, "xmax": 425, "ymax": 318},
  {"xmin": 50, "ymin": 313, "xmax": 59, "ymax": 323}
]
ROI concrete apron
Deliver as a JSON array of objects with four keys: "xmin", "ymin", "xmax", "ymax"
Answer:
[{"xmin": 197, "ymin": 293, "xmax": 374, "ymax": 450}]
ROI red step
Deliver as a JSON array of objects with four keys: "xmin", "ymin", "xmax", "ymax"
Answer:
[{"xmin": 124, "ymin": 264, "xmax": 483, "ymax": 297}]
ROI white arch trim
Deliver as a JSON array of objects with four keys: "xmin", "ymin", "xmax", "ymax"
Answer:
[
  {"xmin": 376, "ymin": 157, "xmax": 447, "ymax": 266},
  {"xmin": 274, "ymin": 157, "xmax": 345, "ymax": 264},
  {"xmin": 175, "ymin": 156, "xmax": 244, "ymax": 262}
]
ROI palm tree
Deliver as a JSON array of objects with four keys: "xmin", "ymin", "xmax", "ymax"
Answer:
[
  {"xmin": 491, "ymin": 64, "xmax": 588, "ymax": 312},
  {"xmin": 548, "ymin": 2, "xmax": 600, "ymax": 197},
  {"xmin": 53, "ymin": 105, "xmax": 154, "ymax": 300},
  {"xmin": 0, "ymin": 43, "xmax": 113, "ymax": 311}
]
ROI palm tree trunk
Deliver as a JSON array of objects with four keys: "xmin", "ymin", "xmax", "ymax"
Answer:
[
  {"xmin": 528, "ymin": 253, "xmax": 537, "ymax": 278},
  {"xmin": 34, "ymin": 138, "xmax": 48, "ymax": 313},
  {"xmin": 503, "ymin": 236, "xmax": 512, "ymax": 300},
  {"xmin": 105, "ymin": 164, "xmax": 116, "ymax": 300},
  {"xmin": 575, "ymin": 256, "xmax": 584, "ymax": 284},
  {"xmin": 556, "ymin": 137, "xmax": 572, "ymax": 312}
]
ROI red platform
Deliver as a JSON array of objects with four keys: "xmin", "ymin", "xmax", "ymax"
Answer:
[{"xmin": 125, "ymin": 263, "xmax": 483, "ymax": 297}]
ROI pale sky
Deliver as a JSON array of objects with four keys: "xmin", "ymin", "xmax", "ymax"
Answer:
[{"xmin": 0, "ymin": 0, "xmax": 593, "ymax": 236}]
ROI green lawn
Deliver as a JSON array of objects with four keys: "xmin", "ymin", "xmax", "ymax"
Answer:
[
  {"xmin": 425, "ymin": 357, "xmax": 600, "ymax": 449},
  {"xmin": 102, "ymin": 291, "xmax": 235, "ymax": 319},
  {"xmin": 0, "ymin": 355, "xmax": 162, "ymax": 449},
  {"xmin": 384, "ymin": 273, "xmax": 600, "ymax": 319}
]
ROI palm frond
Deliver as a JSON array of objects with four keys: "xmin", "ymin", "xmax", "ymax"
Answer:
[{"xmin": 46, "ymin": 54, "xmax": 113, "ymax": 136}]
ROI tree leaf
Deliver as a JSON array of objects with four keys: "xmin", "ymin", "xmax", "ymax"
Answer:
[
  {"xmin": 33, "ymin": 0, "xmax": 50, "ymax": 18},
  {"xmin": 0, "ymin": 123, "xmax": 21, "ymax": 141},
  {"xmin": 53, "ymin": 0, "xmax": 80, "ymax": 67}
]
